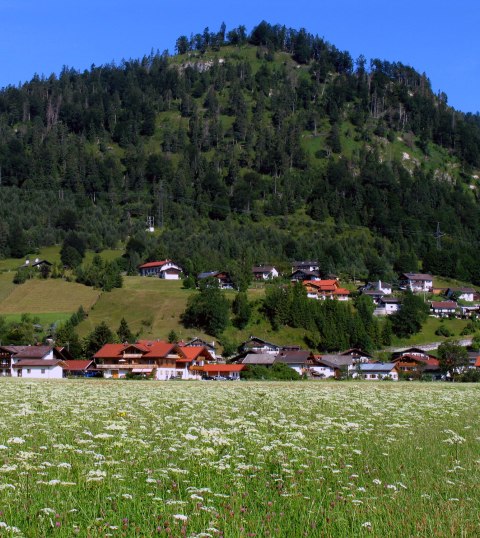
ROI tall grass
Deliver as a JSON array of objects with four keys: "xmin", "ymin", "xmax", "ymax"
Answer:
[{"xmin": 0, "ymin": 380, "xmax": 478, "ymax": 537}]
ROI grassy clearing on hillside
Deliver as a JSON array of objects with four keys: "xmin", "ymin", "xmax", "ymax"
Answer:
[
  {"xmin": 0, "ymin": 380, "xmax": 478, "ymax": 537},
  {"xmin": 77, "ymin": 277, "xmax": 198, "ymax": 340},
  {"xmin": 0, "ymin": 246, "xmax": 122, "ymax": 272},
  {"xmin": 0, "ymin": 280, "xmax": 100, "ymax": 315},
  {"xmin": 392, "ymin": 316, "xmax": 473, "ymax": 347},
  {"xmin": 0, "ymin": 272, "xmax": 15, "ymax": 303}
]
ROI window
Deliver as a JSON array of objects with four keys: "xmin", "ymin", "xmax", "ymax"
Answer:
[
  {"xmin": 41, "ymin": 369, "xmax": 46, "ymax": 374},
  {"xmin": 27, "ymin": 369, "xmax": 31, "ymax": 374}
]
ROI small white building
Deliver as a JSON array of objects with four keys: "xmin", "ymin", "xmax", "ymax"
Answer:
[
  {"xmin": 374, "ymin": 297, "xmax": 401, "ymax": 316},
  {"xmin": 252, "ymin": 265, "xmax": 279, "ymax": 280},
  {"xmin": 138, "ymin": 260, "xmax": 183, "ymax": 279},
  {"xmin": 446, "ymin": 287, "xmax": 476, "ymax": 303},
  {"xmin": 399, "ymin": 273, "xmax": 433, "ymax": 293},
  {"xmin": 12, "ymin": 359, "xmax": 65, "ymax": 379},
  {"xmin": 353, "ymin": 363, "xmax": 399, "ymax": 381}
]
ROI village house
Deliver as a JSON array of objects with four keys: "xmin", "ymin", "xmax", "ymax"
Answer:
[
  {"xmin": 197, "ymin": 271, "xmax": 234, "ymax": 289},
  {"xmin": 352, "ymin": 363, "xmax": 399, "ymax": 381},
  {"xmin": 138, "ymin": 260, "xmax": 183, "ymax": 279},
  {"xmin": 240, "ymin": 353, "xmax": 277, "ymax": 367},
  {"xmin": 391, "ymin": 354, "xmax": 440, "ymax": 379},
  {"xmin": 239, "ymin": 336, "xmax": 283, "ymax": 355},
  {"xmin": 291, "ymin": 260, "xmax": 319, "ymax": 273},
  {"xmin": 252, "ymin": 265, "xmax": 279, "ymax": 280},
  {"xmin": 302, "ymin": 279, "xmax": 350, "ymax": 301},
  {"xmin": 445, "ymin": 287, "xmax": 476, "ymax": 302},
  {"xmin": 399, "ymin": 273, "xmax": 433, "ymax": 293},
  {"xmin": 290, "ymin": 268, "xmax": 320, "ymax": 281},
  {"xmin": 374, "ymin": 297, "xmax": 401, "ymax": 316},
  {"xmin": 430, "ymin": 301, "xmax": 457, "ymax": 318},
  {"xmin": 0, "ymin": 345, "xmax": 72, "ymax": 379},
  {"xmin": 93, "ymin": 340, "xmax": 214, "ymax": 380},
  {"xmin": 308, "ymin": 355, "xmax": 354, "ymax": 379},
  {"xmin": 274, "ymin": 350, "xmax": 311, "ymax": 375},
  {"xmin": 181, "ymin": 337, "xmax": 217, "ymax": 359},
  {"xmin": 362, "ymin": 289, "xmax": 386, "ymax": 304},
  {"xmin": 19, "ymin": 257, "xmax": 52, "ymax": 271}
]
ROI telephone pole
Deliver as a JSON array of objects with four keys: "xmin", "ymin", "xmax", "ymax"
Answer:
[{"xmin": 434, "ymin": 222, "xmax": 446, "ymax": 250}]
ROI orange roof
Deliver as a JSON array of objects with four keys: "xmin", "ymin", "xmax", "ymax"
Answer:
[
  {"xmin": 138, "ymin": 260, "xmax": 170, "ymax": 269},
  {"xmin": 334, "ymin": 288, "xmax": 350, "ymax": 295},
  {"xmin": 94, "ymin": 343, "xmax": 128, "ymax": 359},
  {"xmin": 94, "ymin": 340, "xmax": 178, "ymax": 359},
  {"xmin": 196, "ymin": 364, "xmax": 245, "ymax": 373}
]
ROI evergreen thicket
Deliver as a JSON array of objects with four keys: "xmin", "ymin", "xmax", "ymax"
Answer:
[{"xmin": 0, "ymin": 21, "xmax": 479, "ymax": 282}]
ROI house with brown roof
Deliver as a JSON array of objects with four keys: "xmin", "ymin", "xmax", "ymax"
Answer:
[
  {"xmin": 138, "ymin": 260, "xmax": 183, "ymax": 279},
  {"xmin": 399, "ymin": 273, "xmax": 433, "ymax": 292},
  {"xmin": 446, "ymin": 287, "xmax": 476, "ymax": 302},
  {"xmin": 1, "ymin": 345, "xmax": 71, "ymax": 378},
  {"xmin": 252, "ymin": 265, "xmax": 279, "ymax": 280},
  {"xmin": 430, "ymin": 301, "xmax": 457, "ymax": 317},
  {"xmin": 274, "ymin": 350, "xmax": 310, "ymax": 375}
]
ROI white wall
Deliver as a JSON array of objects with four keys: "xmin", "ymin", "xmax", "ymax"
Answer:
[{"xmin": 15, "ymin": 365, "xmax": 63, "ymax": 379}]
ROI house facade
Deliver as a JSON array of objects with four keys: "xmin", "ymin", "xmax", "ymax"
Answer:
[
  {"xmin": 302, "ymin": 279, "xmax": 350, "ymax": 301},
  {"xmin": 197, "ymin": 271, "xmax": 234, "ymax": 289},
  {"xmin": 353, "ymin": 363, "xmax": 399, "ymax": 380},
  {"xmin": 0, "ymin": 345, "xmax": 71, "ymax": 378},
  {"xmin": 430, "ymin": 301, "xmax": 457, "ymax": 317},
  {"xmin": 446, "ymin": 287, "xmax": 476, "ymax": 302},
  {"xmin": 252, "ymin": 265, "xmax": 279, "ymax": 280},
  {"xmin": 93, "ymin": 340, "xmax": 213, "ymax": 380},
  {"xmin": 399, "ymin": 273, "xmax": 433, "ymax": 292},
  {"xmin": 138, "ymin": 260, "xmax": 183, "ymax": 279}
]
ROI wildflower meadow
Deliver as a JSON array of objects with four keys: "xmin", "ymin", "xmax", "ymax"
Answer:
[{"xmin": 0, "ymin": 380, "xmax": 478, "ymax": 537}]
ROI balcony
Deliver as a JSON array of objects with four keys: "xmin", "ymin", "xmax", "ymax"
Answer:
[{"xmin": 95, "ymin": 364, "xmax": 156, "ymax": 370}]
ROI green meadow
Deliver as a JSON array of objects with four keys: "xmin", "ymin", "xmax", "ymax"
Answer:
[{"xmin": 0, "ymin": 380, "xmax": 478, "ymax": 537}]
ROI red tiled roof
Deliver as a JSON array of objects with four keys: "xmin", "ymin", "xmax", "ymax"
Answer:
[
  {"xmin": 93, "ymin": 343, "xmax": 128, "ymax": 359},
  {"xmin": 63, "ymin": 360, "xmax": 94, "ymax": 371},
  {"xmin": 178, "ymin": 347, "xmax": 210, "ymax": 361},
  {"xmin": 94, "ymin": 341, "xmax": 177, "ymax": 359},
  {"xmin": 138, "ymin": 260, "xmax": 170, "ymax": 269},
  {"xmin": 334, "ymin": 288, "xmax": 350, "ymax": 295}
]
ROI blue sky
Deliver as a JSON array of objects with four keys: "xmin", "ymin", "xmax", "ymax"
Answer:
[{"xmin": 1, "ymin": 0, "xmax": 478, "ymax": 112}]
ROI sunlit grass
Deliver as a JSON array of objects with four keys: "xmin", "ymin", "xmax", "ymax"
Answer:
[{"xmin": 0, "ymin": 381, "xmax": 478, "ymax": 537}]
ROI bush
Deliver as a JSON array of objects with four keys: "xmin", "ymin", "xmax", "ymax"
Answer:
[{"xmin": 435, "ymin": 325, "xmax": 453, "ymax": 337}]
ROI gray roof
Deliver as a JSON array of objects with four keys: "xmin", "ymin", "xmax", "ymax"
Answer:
[
  {"xmin": 275, "ymin": 350, "xmax": 310, "ymax": 365},
  {"xmin": 241, "ymin": 353, "xmax": 276, "ymax": 365},
  {"xmin": 315, "ymin": 355, "xmax": 353, "ymax": 368},
  {"xmin": 358, "ymin": 363, "xmax": 396, "ymax": 372}
]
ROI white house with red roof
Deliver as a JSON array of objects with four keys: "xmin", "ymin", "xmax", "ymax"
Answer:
[
  {"xmin": 138, "ymin": 260, "xmax": 183, "ymax": 279},
  {"xmin": 93, "ymin": 340, "xmax": 214, "ymax": 380}
]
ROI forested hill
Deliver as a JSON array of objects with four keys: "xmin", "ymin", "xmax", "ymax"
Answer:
[{"xmin": 1, "ymin": 21, "xmax": 480, "ymax": 283}]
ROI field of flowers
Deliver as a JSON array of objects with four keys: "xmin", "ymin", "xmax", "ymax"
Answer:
[{"xmin": 0, "ymin": 380, "xmax": 479, "ymax": 537}]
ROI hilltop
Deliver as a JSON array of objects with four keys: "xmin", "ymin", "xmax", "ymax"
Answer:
[{"xmin": 0, "ymin": 21, "xmax": 480, "ymax": 287}]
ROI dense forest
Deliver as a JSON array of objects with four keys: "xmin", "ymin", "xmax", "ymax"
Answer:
[{"xmin": 1, "ymin": 21, "xmax": 480, "ymax": 283}]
